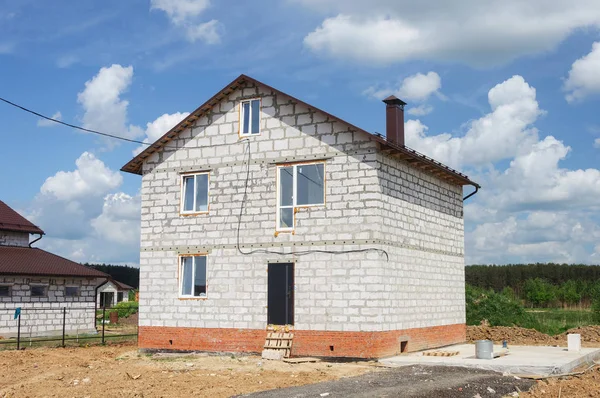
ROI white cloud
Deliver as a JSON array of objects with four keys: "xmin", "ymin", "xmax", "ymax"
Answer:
[
  {"xmin": 132, "ymin": 112, "xmax": 190, "ymax": 156},
  {"xmin": 595, "ymin": 138, "xmax": 600, "ymax": 148},
  {"xmin": 27, "ymin": 152, "xmax": 140, "ymax": 265},
  {"xmin": 564, "ymin": 42, "xmax": 600, "ymax": 103},
  {"xmin": 300, "ymin": 1, "xmax": 600, "ymax": 66},
  {"xmin": 37, "ymin": 111, "xmax": 62, "ymax": 127},
  {"xmin": 405, "ymin": 75, "xmax": 542, "ymax": 169},
  {"xmin": 150, "ymin": 0, "xmax": 211, "ymax": 24},
  {"xmin": 40, "ymin": 152, "xmax": 122, "ymax": 201},
  {"xmin": 151, "ymin": 0, "xmax": 221, "ymax": 44},
  {"xmin": 397, "ymin": 72, "xmax": 441, "ymax": 102},
  {"xmin": 91, "ymin": 193, "xmax": 141, "ymax": 245},
  {"xmin": 407, "ymin": 104, "xmax": 433, "ymax": 116},
  {"xmin": 185, "ymin": 19, "xmax": 221, "ymax": 44},
  {"xmin": 77, "ymin": 64, "xmax": 142, "ymax": 145},
  {"xmin": 467, "ymin": 213, "xmax": 600, "ymax": 264},
  {"xmin": 397, "ymin": 73, "xmax": 600, "ymax": 264},
  {"xmin": 365, "ymin": 71, "xmax": 441, "ymax": 102}
]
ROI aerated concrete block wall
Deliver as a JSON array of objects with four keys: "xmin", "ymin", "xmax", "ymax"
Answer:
[
  {"xmin": 0, "ymin": 231, "xmax": 30, "ymax": 247},
  {"xmin": 138, "ymin": 80, "xmax": 465, "ymax": 338},
  {"xmin": 0, "ymin": 276, "xmax": 100, "ymax": 337},
  {"xmin": 139, "ymin": 81, "xmax": 385, "ymax": 332},
  {"xmin": 376, "ymin": 154, "xmax": 466, "ymax": 332}
]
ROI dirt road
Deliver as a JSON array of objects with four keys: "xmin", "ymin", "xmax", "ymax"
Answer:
[
  {"xmin": 238, "ymin": 365, "xmax": 534, "ymax": 398},
  {"xmin": 0, "ymin": 344, "xmax": 374, "ymax": 398}
]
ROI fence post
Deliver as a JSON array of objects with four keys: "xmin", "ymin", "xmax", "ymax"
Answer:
[
  {"xmin": 17, "ymin": 312, "xmax": 21, "ymax": 350},
  {"xmin": 62, "ymin": 307, "xmax": 66, "ymax": 348},
  {"xmin": 102, "ymin": 303, "xmax": 106, "ymax": 345}
]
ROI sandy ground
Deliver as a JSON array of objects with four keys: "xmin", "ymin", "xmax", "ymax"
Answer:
[{"xmin": 0, "ymin": 343, "xmax": 376, "ymax": 398}]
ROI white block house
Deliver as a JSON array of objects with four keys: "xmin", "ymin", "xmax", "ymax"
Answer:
[
  {"xmin": 0, "ymin": 201, "xmax": 107, "ymax": 337},
  {"xmin": 122, "ymin": 75, "xmax": 479, "ymax": 358}
]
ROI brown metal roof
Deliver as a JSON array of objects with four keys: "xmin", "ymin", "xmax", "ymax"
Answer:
[
  {"xmin": 0, "ymin": 246, "xmax": 108, "ymax": 278},
  {"xmin": 0, "ymin": 201, "xmax": 44, "ymax": 235},
  {"xmin": 113, "ymin": 279, "xmax": 135, "ymax": 291},
  {"xmin": 121, "ymin": 74, "xmax": 479, "ymax": 188}
]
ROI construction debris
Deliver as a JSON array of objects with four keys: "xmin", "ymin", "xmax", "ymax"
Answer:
[{"xmin": 422, "ymin": 351, "xmax": 460, "ymax": 357}]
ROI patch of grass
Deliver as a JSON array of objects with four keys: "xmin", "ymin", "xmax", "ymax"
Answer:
[{"xmin": 523, "ymin": 308, "xmax": 596, "ymax": 335}]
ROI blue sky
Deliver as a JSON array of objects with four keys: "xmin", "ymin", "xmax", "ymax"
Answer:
[{"xmin": 1, "ymin": 0, "xmax": 599, "ymax": 265}]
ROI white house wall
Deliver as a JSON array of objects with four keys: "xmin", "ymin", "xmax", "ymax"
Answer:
[
  {"xmin": 0, "ymin": 276, "xmax": 100, "ymax": 337},
  {"xmin": 138, "ymin": 80, "xmax": 466, "ymax": 338}
]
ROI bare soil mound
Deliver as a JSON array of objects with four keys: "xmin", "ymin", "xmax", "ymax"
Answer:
[
  {"xmin": 467, "ymin": 325, "xmax": 559, "ymax": 346},
  {"xmin": 467, "ymin": 324, "xmax": 600, "ymax": 347}
]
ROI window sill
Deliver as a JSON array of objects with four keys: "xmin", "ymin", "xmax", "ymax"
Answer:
[
  {"xmin": 178, "ymin": 297, "xmax": 208, "ymax": 300},
  {"xmin": 180, "ymin": 211, "xmax": 209, "ymax": 217}
]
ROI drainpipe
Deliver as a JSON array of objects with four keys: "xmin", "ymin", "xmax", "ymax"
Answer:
[
  {"xmin": 463, "ymin": 184, "xmax": 480, "ymax": 201},
  {"xmin": 29, "ymin": 233, "xmax": 43, "ymax": 248}
]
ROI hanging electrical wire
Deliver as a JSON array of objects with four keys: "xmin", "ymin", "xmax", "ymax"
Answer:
[
  {"xmin": 0, "ymin": 96, "xmax": 154, "ymax": 145},
  {"xmin": 236, "ymin": 139, "xmax": 389, "ymax": 260}
]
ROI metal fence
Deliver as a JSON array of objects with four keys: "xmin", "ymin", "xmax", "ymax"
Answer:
[{"xmin": 0, "ymin": 305, "xmax": 137, "ymax": 350}]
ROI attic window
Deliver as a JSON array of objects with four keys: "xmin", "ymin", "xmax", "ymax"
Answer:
[
  {"xmin": 277, "ymin": 162, "xmax": 325, "ymax": 231},
  {"xmin": 181, "ymin": 172, "xmax": 209, "ymax": 214},
  {"xmin": 240, "ymin": 99, "xmax": 261, "ymax": 136}
]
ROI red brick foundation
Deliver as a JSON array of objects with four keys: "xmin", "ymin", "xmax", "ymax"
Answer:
[{"xmin": 139, "ymin": 323, "xmax": 465, "ymax": 358}]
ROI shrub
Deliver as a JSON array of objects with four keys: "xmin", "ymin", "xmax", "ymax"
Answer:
[
  {"xmin": 108, "ymin": 301, "xmax": 139, "ymax": 319},
  {"xmin": 466, "ymin": 284, "xmax": 534, "ymax": 327}
]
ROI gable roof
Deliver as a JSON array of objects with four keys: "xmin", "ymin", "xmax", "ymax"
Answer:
[
  {"xmin": 121, "ymin": 74, "xmax": 479, "ymax": 188},
  {"xmin": 98, "ymin": 278, "xmax": 135, "ymax": 291},
  {"xmin": 0, "ymin": 200, "xmax": 44, "ymax": 235},
  {"xmin": 114, "ymin": 279, "xmax": 135, "ymax": 290},
  {"xmin": 0, "ymin": 246, "xmax": 108, "ymax": 278}
]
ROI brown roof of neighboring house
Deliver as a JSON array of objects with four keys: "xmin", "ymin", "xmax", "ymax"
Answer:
[
  {"xmin": 0, "ymin": 246, "xmax": 108, "ymax": 278},
  {"xmin": 120, "ymin": 74, "xmax": 479, "ymax": 188},
  {"xmin": 0, "ymin": 201, "xmax": 44, "ymax": 235},
  {"xmin": 113, "ymin": 279, "xmax": 135, "ymax": 291}
]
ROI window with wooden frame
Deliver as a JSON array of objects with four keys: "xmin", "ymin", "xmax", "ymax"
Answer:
[
  {"xmin": 240, "ymin": 99, "xmax": 261, "ymax": 136},
  {"xmin": 0, "ymin": 285, "xmax": 11, "ymax": 297},
  {"xmin": 179, "ymin": 255, "xmax": 207, "ymax": 298},
  {"xmin": 277, "ymin": 162, "xmax": 325, "ymax": 231},
  {"xmin": 181, "ymin": 172, "xmax": 209, "ymax": 214}
]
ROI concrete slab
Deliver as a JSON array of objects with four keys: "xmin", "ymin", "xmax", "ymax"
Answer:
[{"xmin": 380, "ymin": 344, "xmax": 600, "ymax": 376}]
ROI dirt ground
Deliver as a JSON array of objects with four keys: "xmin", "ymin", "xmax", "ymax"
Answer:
[
  {"xmin": 467, "ymin": 324, "xmax": 600, "ymax": 347},
  {"xmin": 0, "ymin": 343, "xmax": 376, "ymax": 398},
  {"xmin": 519, "ymin": 366, "xmax": 600, "ymax": 398}
]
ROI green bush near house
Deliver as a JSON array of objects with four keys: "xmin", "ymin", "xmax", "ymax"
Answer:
[
  {"xmin": 466, "ymin": 284, "xmax": 535, "ymax": 327},
  {"xmin": 100, "ymin": 301, "xmax": 139, "ymax": 320}
]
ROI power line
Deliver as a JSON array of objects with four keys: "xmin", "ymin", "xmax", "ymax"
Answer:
[{"xmin": 0, "ymin": 96, "xmax": 153, "ymax": 146}]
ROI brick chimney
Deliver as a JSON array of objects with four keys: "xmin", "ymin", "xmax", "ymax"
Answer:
[{"xmin": 383, "ymin": 95, "xmax": 407, "ymax": 146}]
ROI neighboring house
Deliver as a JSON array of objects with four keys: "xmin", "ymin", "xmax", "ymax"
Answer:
[
  {"xmin": 122, "ymin": 75, "xmax": 479, "ymax": 358},
  {"xmin": 0, "ymin": 201, "xmax": 107, "ymax": 337},
  {"xmin": 96, "ymin": 279, "xmax": 134, "ymax": 308}
]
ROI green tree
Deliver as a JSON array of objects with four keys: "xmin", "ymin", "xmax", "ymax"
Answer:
[
  {"xmin": 558, "ymin": 280, "xmax": 581, "ymax": 307},
  {"xmin": 523, "ymin": 278, "xmax": 557, "ymax": 307}
]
